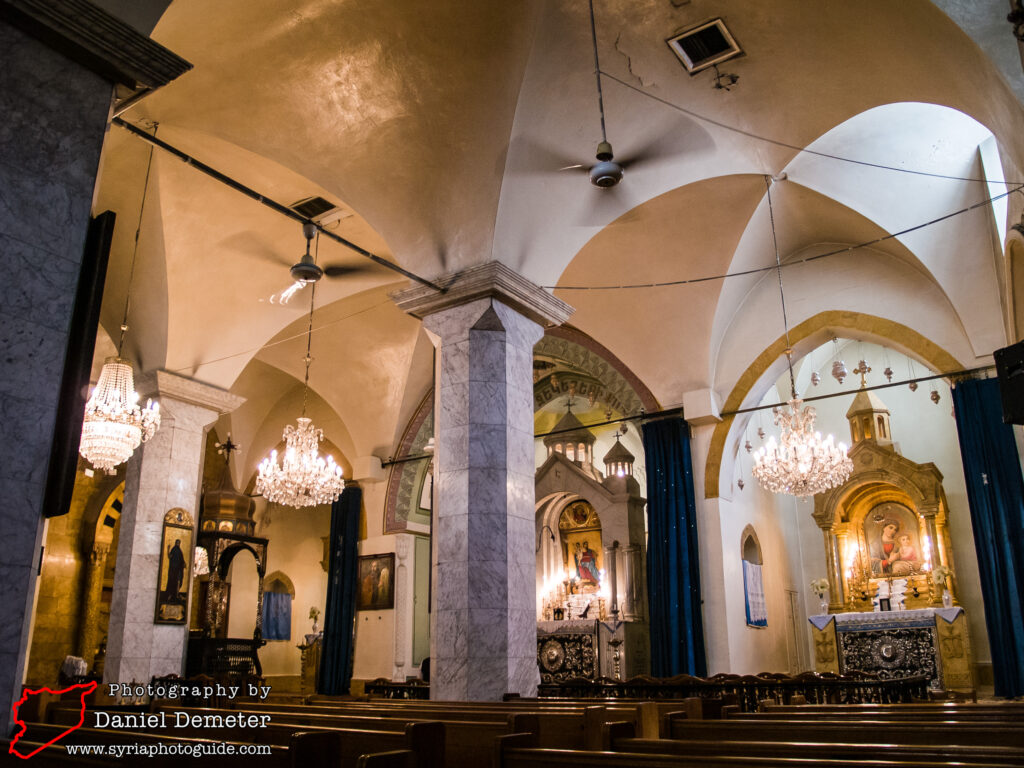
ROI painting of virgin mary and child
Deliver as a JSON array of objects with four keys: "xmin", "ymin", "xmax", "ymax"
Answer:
[{"xmin": 867, "ymin": 504, "xmax": 923, "ymax": 577}]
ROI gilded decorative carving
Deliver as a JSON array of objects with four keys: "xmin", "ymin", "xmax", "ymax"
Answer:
[
  {"xmin": 936, "ymin": 612, "xmax": 974, "ymax": 693},
  {"xmin": 810, "ymin": 621, "xmax": 840, "ymax": 674}
]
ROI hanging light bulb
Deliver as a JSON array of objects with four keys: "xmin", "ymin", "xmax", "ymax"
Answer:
[
  {"xmin": 810, "ymin": 371, "xmax": 821, "ymax": 386},
  {"xmin": 832, "ymin": 359, "xmax": 848, "ymax": 385},
  {"xmin": 930, "ymin": 389, "xmax": 941, "ymax": 405},
  {"xmin": 744, "ymin": 439, "xmax": 752, "ymax": 453},
  {"xmin": 79, "ymin": 357, "xmax": 160, "ymax": 471},
  {"xmin": 884, "ymin": 366, "xmax": 893, "ymax": 382}
]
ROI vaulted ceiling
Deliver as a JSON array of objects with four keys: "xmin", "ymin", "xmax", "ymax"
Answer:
[{"xmin": 90, "ymin": 0, "xmax": 1024, "ymax": 483}]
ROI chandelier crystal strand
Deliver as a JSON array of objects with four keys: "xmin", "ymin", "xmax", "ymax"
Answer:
[
  {"xmin": 256, "ymin": 417, "xmax": 344, "ymax": 507},
  {"xmin": 752, "ymin": 398, "xmax": 853, "ymax": 497},
  {"xmin": 80, "ymin": 357, "xmax": 160, "ymax": 471},
  {"xmin": 255, "ymin": 272, "xmax": 345, "ymax": 508},
  {"xmin": 79, "ymin": 134, "xmax": 161, "ymax": 472},
  {"xmin": 752, "ymin": 176, "xmax": 853, "ymax": 497}
]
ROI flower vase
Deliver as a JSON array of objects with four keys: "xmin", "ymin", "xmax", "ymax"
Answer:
[
  {"xmin": 942, "ymin": 589, "xmax": 952, "ymax": 608},
  {"xmin": 818, "ymin": 597, "xmax": 829, "ymax": 615},
  {"xmin": 312, "ymin": 619, "xmax": 320, "ymax": 634}
]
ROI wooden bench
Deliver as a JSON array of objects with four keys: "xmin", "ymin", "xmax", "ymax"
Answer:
[
  {"xmin": 666, "ymin": 718, "xmax": 1024, "ymax": 749},
  {"xmin": 754, "ymin": 702, "xmax": 1024, "ymax": 720},
  {"xmin": 16, "ymin": 719, "xmax": 441, "ymax": 768},
  {"xmin": 602, "ymin": 720, "xmax": 1024, "ymax": 766},
  {"xmin": 494, "ymin": 732, "xmax": 1013, "ymax": 768}
]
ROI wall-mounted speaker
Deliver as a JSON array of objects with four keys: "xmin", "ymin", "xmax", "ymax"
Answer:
[{"xmin": 993, "ymin": 340, "xmax": 1024, "ymax": 425}]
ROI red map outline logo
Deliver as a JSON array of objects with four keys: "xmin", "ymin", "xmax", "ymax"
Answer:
[{"xmin": 8, "ymin": 680, "xmax": 97, "ymax": 760}]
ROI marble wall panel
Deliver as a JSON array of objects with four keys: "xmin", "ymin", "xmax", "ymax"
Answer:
[{"xmin": 0, "ymin": 234, "xmax": 79, "ymax": 335}]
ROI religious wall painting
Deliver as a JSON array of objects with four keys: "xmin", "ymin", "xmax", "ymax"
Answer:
[
  {"xmin": 155, "ymin": 508, "xmax": 194, "ymax": 624},
  {"xmin": 558, "ymin": 501, "xmax": 603, "ymax": 592},
  {"xmin": 357, "ymin": 553, "xmax": 395, "ymax": 611},
  {"xmin": 865, "ymin": 502, "xmax": 923, "ymax": 578}
]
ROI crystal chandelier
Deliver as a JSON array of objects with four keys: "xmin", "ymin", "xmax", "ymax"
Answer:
[
  {"xmin": 751, "ymin": 176, "xmax": 852, "ymax": 498},
  {"xmin": 79, "ymin": 138, "xmax": 161, "ymax": 472},
  {"xmin": 255, "ymin": 255, "xmax": 345, "ymax": 508},
  {"xmin": 752, "ymin": 398, "xmax": 852, "ymax": 497},
  {"xmin": 256, "ymin": 417, "xmax": 344, "ymax": 507},
  {"xmin": 80, "ymin": 357, "xmax": 160, "ymax": 471}
]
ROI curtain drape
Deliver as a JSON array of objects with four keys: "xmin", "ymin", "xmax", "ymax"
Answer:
[
  {"xmin": 318, "ymin": 485, "xmax": 362, "ymax": 694},
  {"xmin": 952, "ymin": 377, "xmax": 1024, "ymax": 698},
  {"xmin": 262, "ymin": 591, "xmax": 291, "ymax": 641},
  {"xmin": 642, "ymin": 417, "xmax": 707, "ymax": 677}
]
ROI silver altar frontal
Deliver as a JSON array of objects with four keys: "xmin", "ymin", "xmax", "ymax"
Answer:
[
  {"xmin": 537, "ymin": 620, "xmax": 649, "ymax": 682},
  {"xmin": 809, "ymin": 607, "xmax": 974, "ymax": 694}
]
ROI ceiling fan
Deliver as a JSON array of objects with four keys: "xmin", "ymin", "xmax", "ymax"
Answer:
[{"xmin": 270, "ymin": 221, "xmax": 378, "ymax": 304}]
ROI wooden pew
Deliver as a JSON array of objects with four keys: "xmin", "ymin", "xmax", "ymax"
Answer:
[
  {"xmin": 602, "ymin": 720, "xmax": 1024, "ymax": 766},
  {"xmin": 7, "ymin": 723, "xmax": 291, "ymax": 767},
  {"xmin": 754, "ymin": 702, "xmax": 1024, "ymax": 721},
  {"xmin": 494, "ymin": 732, "xmax": 1014, "ymax": 768},
  {"xmin": 666, "ymin": 718, "xmax": 1024, "ymax": 749}
]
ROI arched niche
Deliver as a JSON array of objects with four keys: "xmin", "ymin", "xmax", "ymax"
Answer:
[
  {"xmin": 740, "ymin": 524, "xmax": 763, "ymax": 565},
  {"xmin": 740, "ymin": 524, "xmax": 767, "ymax": 627}
]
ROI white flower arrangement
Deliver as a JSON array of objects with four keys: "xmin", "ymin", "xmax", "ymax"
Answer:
[
  {"xmin": 810, "ymin": 578, "xmax": 830, "ymax": 597},
  {"xmin": 931, "ymin": 565, "xmax": 953, "ymax": 588}
]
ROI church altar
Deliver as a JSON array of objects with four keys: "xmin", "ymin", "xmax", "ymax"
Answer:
[
  {"xmin": 809, "ymin": 607, "xmax": 973, "ymax": 694},
  {"xmin": 537, "ymin": 619, "xmax": 648, "ymax": 682}
]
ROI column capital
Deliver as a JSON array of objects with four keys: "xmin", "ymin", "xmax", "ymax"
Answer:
[
  {"xmin": 391, "ymin": 261, "xmax": 573, "ymax": 329},
  {"xmin": 137, "ymin": 369, "xmax": 245, "ymax": 415}
]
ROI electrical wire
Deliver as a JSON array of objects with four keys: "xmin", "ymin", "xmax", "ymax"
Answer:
[
  {"xmin": 168, "ymin": 297, "xmax": 393, "ymax": 375},
  {"xmin": 118, "ymin": 125, "xmax": 157, "ymax": 355},
  {"xmin": 546, "ymin": 182, "xmax": 1024, "ymax": 291},
  {"xmin": 598, "ymin": 69, "xmax": 1022, "ymax": 186}
]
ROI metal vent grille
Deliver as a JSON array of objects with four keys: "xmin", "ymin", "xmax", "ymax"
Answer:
[
  {"xmin": 290, "ymin": 196, "xmax": 338, "ymax": 220},
  {"xmin": 667, "ymin": 18, "xmax": 742, "ymax": 75}
]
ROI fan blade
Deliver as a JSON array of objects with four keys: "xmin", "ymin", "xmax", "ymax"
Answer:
[
  {"xmin": 269, "ymin": 280, "xmax": 309, "ymax": 305},
  {"xmin": 219, "ymin": 231, "xmax": 290, "ymax": 266},
  {"xmin": 508, "ymin": 135, "xmax": 588, "ymax": 175},
  {"xmin": 618, "ymin": 120, "xmax": 713, "ymax": 172},
  {"xmin": 322, "ymin": 262, "xmax": 385, "ymax": 278}
]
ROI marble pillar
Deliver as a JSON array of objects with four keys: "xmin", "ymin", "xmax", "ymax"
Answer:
[
  {"xmin": 0, "ymin": 2, "xmax": 189, "ymax": 732},
  {"xmin": 77, "ymin": 543, "xmax": 111, "ymax": 665},
  {"xmin": 393, "ymin": 262, "xmax": 572, "ymax": 700},
  {"xmin": 104, "ymin": 371, "xmax": 243, "ymax": 685}
]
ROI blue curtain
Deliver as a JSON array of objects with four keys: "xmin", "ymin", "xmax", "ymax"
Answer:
[
  {"xmin": 319, "ymin": 486, "xmax": 362, "ymax": 694},
  {"xmin": 642, "ymin": 417, "xmax": 707, "ymax": 677},
  {"xmin": 263, "ymin": 591, "xmax": 291, "ymax": 640},
  {"xmin": 951, "ymin": 377, "xmax": 1024, "ymax": 698}
]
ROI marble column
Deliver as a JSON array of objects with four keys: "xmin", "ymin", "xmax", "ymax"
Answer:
[
  {"xmin": 0, "ymin": 1, "xmax": 188, "ymax": 733},
  {"xmin": 77, "ymin": 543, "xmax": 111, "ymax": 665},
  {"xmin": 105, "ymin": 371, "xmax": 243, "ymax": 685},
  {"xmin": 393, "ymin": 262, "xmax": 572, "ymax": 700}
]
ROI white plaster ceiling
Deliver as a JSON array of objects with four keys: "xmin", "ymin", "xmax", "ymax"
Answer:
[{"xmin": 90, "ymin": 0, "xmax": 1024, "ymax": 480}]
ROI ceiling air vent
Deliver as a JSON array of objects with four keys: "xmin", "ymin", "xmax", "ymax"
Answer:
[
  {"xmin": 290, "ymin": 196, "xmax": 340, "ymax": 222},
  {"xmin": 667, "ymin": 18, "xmax": 742, "ymax": 75}
]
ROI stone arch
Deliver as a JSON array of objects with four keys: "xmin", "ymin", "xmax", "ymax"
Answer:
[{"xmin": 704, "ymin": 310, "xmax": 963, "ymax": 498}]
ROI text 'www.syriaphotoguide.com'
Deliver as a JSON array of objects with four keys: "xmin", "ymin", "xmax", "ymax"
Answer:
[{"xmin": 64, "ymin": 742, "xmax": 272, "ymax": 758}]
